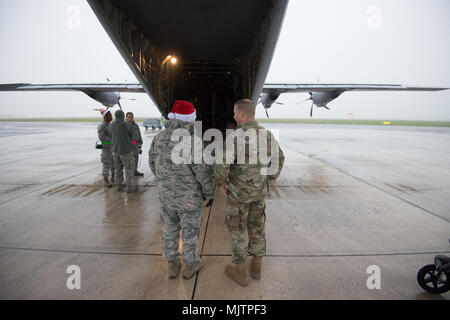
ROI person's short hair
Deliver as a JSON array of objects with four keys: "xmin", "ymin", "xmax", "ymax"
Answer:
[
  {"xmin": 126, "ymin": 112, "xmax": 134, "ymax": 117},
  {"xmin": 234, "ymin": 99, "xmax": 255, "ymax": 117}
]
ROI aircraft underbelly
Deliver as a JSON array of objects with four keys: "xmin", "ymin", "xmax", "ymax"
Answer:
[{"xmin": 87, "ymin": 0, "xmax": 288, "ymax": 130}]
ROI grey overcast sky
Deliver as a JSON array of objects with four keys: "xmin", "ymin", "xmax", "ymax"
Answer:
[{"xmin": 0, "ymin": 0, "xmax": 449, "ymax": 120}]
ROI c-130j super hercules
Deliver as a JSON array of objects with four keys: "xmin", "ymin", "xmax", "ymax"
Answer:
[{"xmin": 1, "ymin": 0, "xmax": 448, "ymax": 129}]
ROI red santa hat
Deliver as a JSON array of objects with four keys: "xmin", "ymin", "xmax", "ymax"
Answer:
[
  {"xmin": 168, "ymin": 100, "xmax": 196, "ymax": 122},
  {"xmin": 94, "ymin": 108, "xmax": 112, "ymax": 118}
]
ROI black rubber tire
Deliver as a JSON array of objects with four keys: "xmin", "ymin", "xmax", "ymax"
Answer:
[{"xmin": 417, "ymin": 264, "xmax": 450, "ymax": 294}]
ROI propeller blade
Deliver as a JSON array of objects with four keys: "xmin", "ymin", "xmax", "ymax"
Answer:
[
  {"xmin": 118, "ymin": 88, "xmax": 136, "ymax": 102},
  {"xmin": 106, "ymin": 77, "xmax": 110, "ymax": 82},
  {"xmin": 274, "ymin": 102, "xmax": 283, "ymax": 105},
  {"xmin": 310, "ymin": 102, "xmax": 314, "ymax": 117},
  {"xmin": 296, "ymin": 97, "xmax": 312, "ymax": 105},
  {"xmin": 118, "ymin": 100, "xmax": 123, "ymax": 110},
  {"xmin": 265, "ymin": 109, "xmax": 269, "ymax": 118}
]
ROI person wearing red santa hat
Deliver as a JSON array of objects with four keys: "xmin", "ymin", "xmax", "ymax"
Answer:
[{"xmin": 149, "ymin": 100, "xmax": 214, "ymax": 280}]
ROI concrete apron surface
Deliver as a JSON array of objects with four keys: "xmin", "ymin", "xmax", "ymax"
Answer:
[{"xmin": 0, "ymin": 123, "xmax": 449, "ymax": 299}]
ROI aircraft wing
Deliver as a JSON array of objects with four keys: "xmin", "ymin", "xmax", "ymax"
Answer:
[
  {"xmin": 262, "ymin": 83, "xmax": 449, "ymax": 93},
  {"xmin": 0, "ymin": 83, "xmax": 145, "ymax": 93},
  {"xmin": 2, "ymin": 83, "xmax": 447, "ymax": 94}
]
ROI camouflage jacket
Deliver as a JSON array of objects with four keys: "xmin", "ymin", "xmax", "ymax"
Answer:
[
  {"xmin": 148, "ymin": 119, "xmax": 214, "ymax": 211},
  {"xmin": 214, "ymin": 120, "xmax": 285, "ymax": 202},
  {"xmin": 131, "ymin": 122, "xmax": 143, "ymax": 147},
  {"xmin": 97, "ymin": 121, "xmax": 112, "ymax": 150}
]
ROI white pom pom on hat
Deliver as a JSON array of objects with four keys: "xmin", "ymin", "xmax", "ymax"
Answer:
[{"xmin": 168, "ymin": 100, "xmax": 196, "ymax": 122}]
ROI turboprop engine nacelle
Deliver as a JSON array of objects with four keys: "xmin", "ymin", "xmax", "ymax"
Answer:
[
  {"xmin": 84, "ymin": 91, "xmax": 120, "ymax": 108},
  {"xmin": 260, "ymin": 92, "xmax": 281, "ymax": 109}
]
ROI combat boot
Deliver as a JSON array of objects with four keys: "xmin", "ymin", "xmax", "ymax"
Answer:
[
  {"xmin": 103, "ymin": 177, "xmax": 112, "ymax": 188},
  {"xmin": 225, "ymin": 260, "xmax": 248, "ymax": 286},
  {"xmin": 134, "ymin": 170, "xmax": 144, "ymax": 176},
  {"xmin": 168, "ymin": 259, "xmax": 181, "ymax": 279},
  {"xmin": 117, "ymin": 183, "xmax": 126, "ymax": 191},
  {"xmin": 183, "ymin": 260, "xmax": 203, "ymax": 279},
  {"xmin": 249, "ymin": 256, "xmax": 262, "ymax": 280}
]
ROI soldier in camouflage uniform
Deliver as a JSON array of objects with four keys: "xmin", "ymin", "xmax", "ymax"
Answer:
[
  {"xmin": 215, "ymin": 99, "xmax": 284, "ymax": 286},
  {"xmin": 149, "ymin": 100, "xmax": 214, "ymax": 280},
  {"xmin": 126, "ymin": 112, "xmax": 144, "ymax": 176},
  {"xmin": 110, "ymin": 109, "xmax": 137, "ymax": 193},
  {"xmin": 97, "ymin": 109, "xmax": 114, "ymax": 187}
]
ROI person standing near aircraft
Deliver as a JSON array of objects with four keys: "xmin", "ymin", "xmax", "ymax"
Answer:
[
  {"xmin": 111, "ymin": 109, "xmax": 136, "ymax": 193},
  {"xmin": 126, "ymin": 112, "xmax": 144, "ymax": 176},
  {"xmin": 215, "ymin": 99, "xmax": 284, "ymax": 286},
  {"xmin": 97, "ymin": 109, "xmax": 115, "ymax": 187},
  {"xmin": 148, "ymin": 100, "xmax": 214, "ymax": 280}
]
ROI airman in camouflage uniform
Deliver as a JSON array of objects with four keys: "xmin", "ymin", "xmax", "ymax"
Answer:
[
  {"xmin": 215, "ymin": 99, "xmax": 284, "ymax": 286},
  {"xmin": 97, "ymin": 109, "xmax": 114, "ymax": 187},
  {"xmin": 126, "ymin": 112, "xmax": 144, "ymax": 176},
  {"xmin": 149, "ymin": 100, "xmax": 214, "ymax": 280},
  {"xmin": 111, "ymin": 110, "xmax": 136, "ymax": 193}
]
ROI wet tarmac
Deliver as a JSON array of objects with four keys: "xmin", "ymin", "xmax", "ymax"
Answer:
[{"xmin": 0, "ymin": 122, "xmax": 449, "ymax": 299}]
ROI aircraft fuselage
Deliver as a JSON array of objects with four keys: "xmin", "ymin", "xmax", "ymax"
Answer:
[{"xmin": 87, "ymin": 0, "xmax": 289, "ymax": 130}]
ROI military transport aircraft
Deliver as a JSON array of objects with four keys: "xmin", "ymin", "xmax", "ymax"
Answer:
[{"xmin": 0, "ymin": 0, "xmax": 448, "ymax": 129}]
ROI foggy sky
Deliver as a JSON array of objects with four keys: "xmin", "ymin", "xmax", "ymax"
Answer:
[{"xmin": 0, "ymin": 0, "xmax": 449, "ymax": 120}]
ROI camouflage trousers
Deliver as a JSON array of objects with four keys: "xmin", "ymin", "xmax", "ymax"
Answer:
[
  {"xmin": 160, "ymin": 206, "xmax": 202, "ymax": 267},
  {"xmin": 132, "ymin": 145, "xmax": 140, "ymax": 171},
  {"xmin": 112, "ymin": 152, "xmax": 135, "ymax": 187},
  {"xmin": 225, "ymin": 196, "xmax": 266, "ymax": 264},
  {"xmin": 101, "ymin": 148, "xmax": 114, "ymax": 178}
]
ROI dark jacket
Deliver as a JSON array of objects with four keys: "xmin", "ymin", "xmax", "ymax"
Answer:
[{"xmin": 111, "ymin": 111, "xmax": 133, "ymax": 155}]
